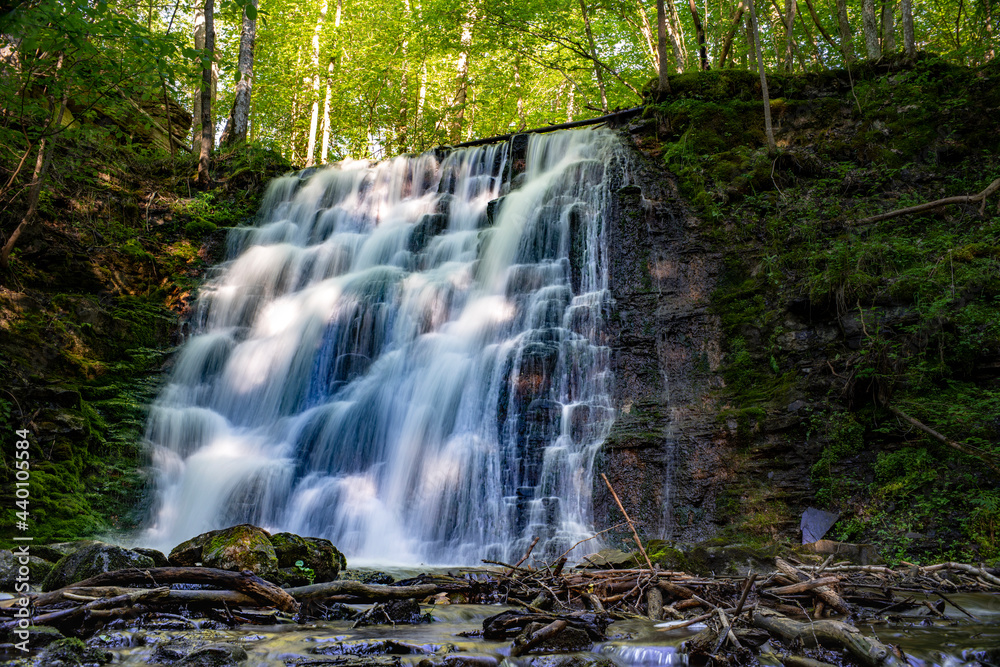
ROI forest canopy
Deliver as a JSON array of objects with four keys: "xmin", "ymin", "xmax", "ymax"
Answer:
[{"xmin": 2, "ymin": 0, "xmax": 996, "ymax": 170}]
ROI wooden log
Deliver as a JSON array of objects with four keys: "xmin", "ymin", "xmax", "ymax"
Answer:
[
  {"xmin": 922, "ymin": 562, "xmax": 1000, "ymax": 587},
  {"xmin": 647, "ymin": 587, "xmax": 664, "ymax": 621},
  {"xmin": 775, "ymin": 558, "xmax": 851, "ymax": 615},
  {"xmin": 0, "ymin": 588, "xmax": 169, "ymax": 631},
  {"xmin": 59, "ymin": 567, "xmax": 298, "ymax": 614},
  {"xmin": 658, "ymin": 580, "xmax": 695, "ymax": 599},
  {"xmin": 288, "ymin": 580, "xmax": 438, "ymax": 603},
  {"xmin": 765, "ymin": 576, "xmax": 842, "ymax": 596},
  {"xmin": 752, "ymin": 608, "xmax": 904, "ymax": 667},
  {"xmin": 510, "ymin": 619, "xmax": 568, "ymax": 657},
  {"xmin": 781, "ymin": 656, "xmax": 838, "ymax": 667}
]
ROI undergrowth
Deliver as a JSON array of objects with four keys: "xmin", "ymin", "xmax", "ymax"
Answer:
[{"xmin": 648, "ymin": 54, "xmax": 1000, "ymax": 563}]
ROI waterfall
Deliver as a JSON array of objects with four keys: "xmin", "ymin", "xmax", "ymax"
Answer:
[{"xmin": 144, "ymin": 129, "xmax": 623, "ymax": 564}]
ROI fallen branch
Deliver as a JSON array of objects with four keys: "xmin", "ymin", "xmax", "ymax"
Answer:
[
  {"xmin": 857, "ymin": 176, "xmax": 1000, "ymax": 224},
  {"xmin": 289, "ymin": 580, "xmax": 439, "ymax": 603},
  {"xmin": 890, "ymin": 407, "xmax": 1000, "ymax": 476},
  {"xmin": 58, "ymin": 567, "xmax": 298, "ymax": 614},
  {"xmin": 1, "ymin": 587, "xmax": 169, "ymax": 632},
  {"xmin": 775, "ymin": 558, "xmax": 851, "ymax": 616},
  {"xmin": 510, "ymin": 619, "xmax": 568, "ymax": 656},
  {"xmin": 753, "ymin": 608, "xmax": 904, "ymax": 667},
  {"xmin": 765, "ymin": 576, "xmax": 842, "ymax": 596},
  {"xmin": 601, "ymin": 473, "xmax": 655, "ymax": 573}
]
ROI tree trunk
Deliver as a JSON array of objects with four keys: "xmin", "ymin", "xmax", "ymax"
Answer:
[
  {"xmin": 802, "ymin": 0, "xmax": 838, "ymax": 48},
  {"xmin": 748, "ymin": 0, "xmax": 776, "ymax": 153},
  {"xmin": 717, "ymin": 2, "xmax": 747, "ymax": 68},
  {"xmin": 305, "ymin": 0, "xmax": 328, "ymax": 167},
  {"xmin": 861, "ymin": 0, "xmax": 881, "ymax": 58},
  {"xmin": 881, "ymin": 0, "xmax": 896, "ymax": 55},
  {"xmin": 449, "ymin": 5, "xmax": 475, "ymax": 143},
  {"xmin": 667, "ymin": 0, "xmax": 687, "ymax": 70},
  {"xmin": 637, "ymin": 0, "xmax": 658, "ymax": 69},
  {"xmin": 196, "ymin": 0, "xmax": 214, "ymax": 189},
  {"xmin": 687, "ymin": 0, "xmax": 708, "ymax": 69},
  {"xmin": 901, "ymin": 0, "xmax": 915, "ymax": 57},
  {"xmin": 321, "ymin": 60, "xmax": 334, "ymax": 162},
  {"xmin": 985, "ymin": 0, "xmax": 995, "ymax": 60},
  {"xmin": 796, "ymin": 3, "xmax": 824, "ymax": 68},
  {"xmin": 320, "ymin": 0, "xmax": 342, "ymax": 164},
  {"xmin": 783, "ymin": 0, "xmax": 797, "ymax": 70},
  {"xmin": 221, "ymin": 0, "xmax": 256, "ymax": 146},
  {"xmin": 657, "ymin": 0, "xmax": 672, "ymax": 91},
  {"xmin": 192, "ymin": 6, "xmax": 205, "ymax": 154},
  {"xmin": 580, "ymin": 0, "xmax": 609, "ymax": 112},
  {"xmin": 0, "ymin": 84, "xmax": 68, "ymax": 272},
  {"xmin": 746, "ymin": 13, "xmax": 758, "ymax": 72},
  {"xmin": 835, "ymin": 0, "xmax": 854, "ymax": 63}
]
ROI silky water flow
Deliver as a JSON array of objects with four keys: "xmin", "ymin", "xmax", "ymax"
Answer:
[{"xmin": 144, "ymin": 129, "xmax": 626, "ymax": 565}]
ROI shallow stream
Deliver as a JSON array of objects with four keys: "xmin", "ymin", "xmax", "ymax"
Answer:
[{"xmin": 84, "ymin": 591, "xmax": 1000, "ymax": 667}]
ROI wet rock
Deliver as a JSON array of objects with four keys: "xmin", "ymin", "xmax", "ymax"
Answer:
[
  {"xmin": 408, "ymin": 213, "xmax": 449, "ymax": 253},
  {"xmin": 353, "ymin": 598, "xmax": 432, "ymax": 627},
  {"xmin": 86, "ymin": 632, "xmax": 133, "ymax": 649},
  {"xmin": 42, "ymin": 542, "xmax": 155, "ymax": 591},
  {"xmin": 314, "ymin": 639, "xmax": 453, "ymax": 657},
  {"xmin": 170, "ymin": 525, "xmax": 278, "ymax": 579},
  {"xmin": 37, "ymin": 637, "xmax": 112, "ymax": 666},
  {"xmin": 150, "ymin": 640, "xmax": 193, "ymax": 662},
  {"xmin": 179, "ymin": 643, "xmax": 248, "ymax": 666},
  {"xmin": 1, "ymin": 624, "xmax": 62, "ymax": 650},
  {"xmin": 269, "ymin": 532, "xmax": 345, "ymax": 583},
  {"xmin": 417, "ymin": 658, "xmax": 499, "ymax": 667},
  {"xmin": 288, "ymin": 657, "xmax": 401, "ymax": 667},
  {"xmin": 524, "ymin": 657, "xmax": 617, "ymax": 667},
  {"xmin": 339, "ymin": 568, "xmax": 395, "ymax": 585},
  {"xmin": 515, "ymin": 622, "xmax": 593, "ymax": 653},
  {"xmin": 485, "ymin": 197, "xmax": 504, "ymax": 226},
  {"xmin": 35, "ymin": 541, "xmax": 100, "ymax": 562},
  {"xmin": 0, "ymin": 549, "xmax": 54, "ymax": 589},
  {"xmin": 133, "ymin": 547, "xmax": 170, "ymax": 567}
]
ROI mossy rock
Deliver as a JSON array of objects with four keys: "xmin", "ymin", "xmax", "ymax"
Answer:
[
  {"xmin": 339, "ymin": 569, "xmax": 395, "ymax": 585},
  {"xmin": 198, "ymin": 524, "xmax": 278, "ymax": 579},
  {"xmin": 268, "ymin": 532, "xmax": 345, "ymax": 583},
  {"xmin": 34, "ymin": 541, "xmax": 100, "ymax": 562},
  {"xmin": 169, "ymin": 529, "xmax": 224, "ymax": 566},
  {"xmin": 0, "ymin": 550, "xmax": 54, "ymax": 590},
  {"xmin": 41, "ymin": 542, "xmax": 155, "ymax": 591},
  {"xmin": 132, "ymin": 547, "xmax": 169, "ymax": 567},
  {"xmin": 37, "ymin": 637, "xmax": 112, "ymax": 666}
]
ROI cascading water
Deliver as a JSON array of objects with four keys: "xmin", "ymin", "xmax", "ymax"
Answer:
[{"xmin": 145, "ymin": 129, "xmax": 623, "ymax": 564}]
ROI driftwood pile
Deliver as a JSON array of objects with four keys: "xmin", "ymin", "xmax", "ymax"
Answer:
[{"xmin": 2, "ymin": 554, "xmax": 998, "ymax": 665}]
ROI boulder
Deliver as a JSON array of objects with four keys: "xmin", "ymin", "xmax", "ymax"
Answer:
[
  {"xmin": 200, "ymin": 525, "xmax": 278, "ymax": 578},
  {"xmin": 179, "ymin": 643, "xmax": 248, "ymax": 666},
  {"xmin": 169, "ymin": 524, "xmax": 278, "ymax": 579},
  {"xmin": 339, "ymin": 569, "xmax": 395, "ymax": 585},
  {"xmin": 353, "ymin": 599, "xmax": 432, "ymax": 627},
  {"xmin": 268, "ymin": 532, "xmax": 345, "ymax": 583},
  {"xmin": 37, "ymin": 638, "xmax": 112, "ymax": 667},
  {"xmin": 133, "ymin": 547, "xmax": 170, "ymax": 567},
  {"xmin": 41, "ymin": 543, "xmax": 155, "ymax": 592},
  {"xmin": 0, "ymin": 549, "xmax": 54, "ymax": 590},
  {"xmin": 34, "ymin": 541, "xmax": 100, "ymax": 563}
]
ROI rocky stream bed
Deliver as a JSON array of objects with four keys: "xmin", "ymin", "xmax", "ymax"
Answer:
[{"xmin": 2, "ymin": 525, "xmax": 1000, "ymax": 667}]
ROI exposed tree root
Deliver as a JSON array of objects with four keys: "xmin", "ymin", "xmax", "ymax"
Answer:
[{"xmin": 857, "ymin": 176, "xmax": 1000, "ymax": 224}]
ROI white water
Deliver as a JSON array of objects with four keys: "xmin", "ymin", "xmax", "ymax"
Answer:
[{"xmin": 144, "ymin": 130, "xmax": 623, "ymax": 564}]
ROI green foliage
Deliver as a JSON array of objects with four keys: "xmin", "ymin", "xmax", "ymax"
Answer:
[{"xmin": 294, "ymin": 559, "xmax": 317, "ymax": 584}]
